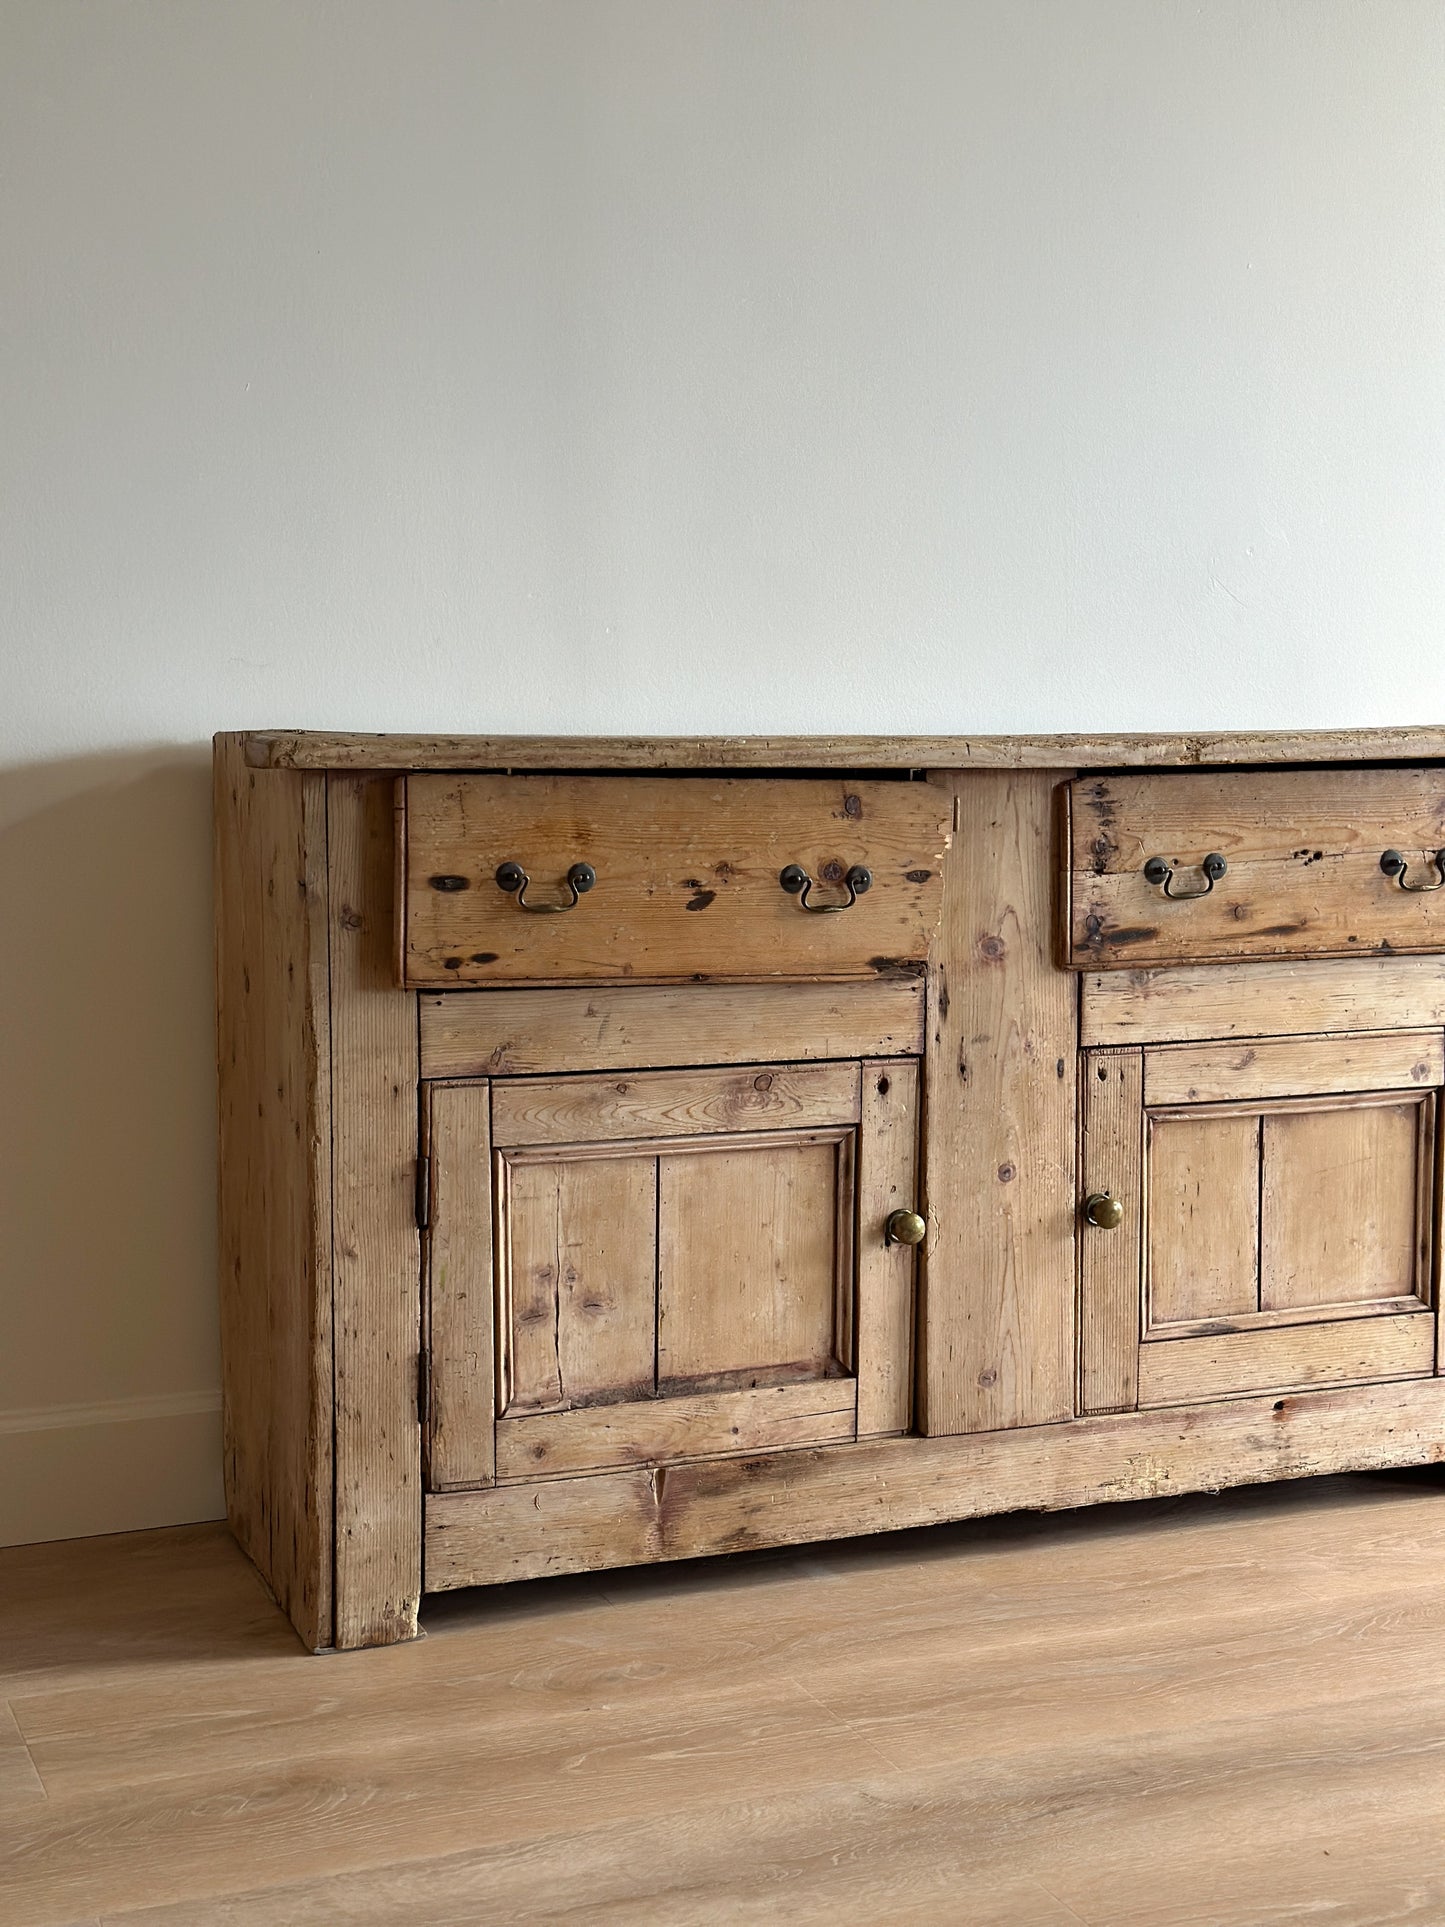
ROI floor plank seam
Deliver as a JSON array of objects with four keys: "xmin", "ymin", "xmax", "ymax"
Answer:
[{"xmin": 784, "ymin": 1675, "xmax": 910, "ymax": 1778}]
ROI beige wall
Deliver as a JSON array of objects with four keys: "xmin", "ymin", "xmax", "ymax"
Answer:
[{"xmin": 4, "ymin": 0, "xmax": 1444, "ymax": 1543}]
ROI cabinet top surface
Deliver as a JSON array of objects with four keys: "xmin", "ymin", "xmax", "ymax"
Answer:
[{"xmin": 231, "ymin": 725, "xmax": 1445, "ymax": 774}]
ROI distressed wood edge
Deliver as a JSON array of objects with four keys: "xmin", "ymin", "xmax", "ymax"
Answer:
[
  {"xmin": 424, "ymin": 1375, "xmax": 1445, "ymax": 1590},
  {"xmin": 213, "ymin": 740, "xmax": 334, "ymax": 1653},
  {"xmin": 236, "ymin": 726, "xmax": 1445, "ymax": 773}
]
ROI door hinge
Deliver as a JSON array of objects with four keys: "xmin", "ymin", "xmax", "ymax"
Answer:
[
  {"xmin": 417, "ymin": 1349, "xmax": 431, "ymax": 1428},
  {"xmin": 415, "ymin": 1153, "xmax": 431, "ymax": 1231}
]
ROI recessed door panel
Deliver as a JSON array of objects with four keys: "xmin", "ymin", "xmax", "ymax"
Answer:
[
  {"xmin": 657, "ymin": 1136, "xmax": 850, "ymax": 1389},
  {"xmin": 1147, "ymin": 1112, "xmax": 1260, "ymax": 1328},
  {"xmin": 1261, "ymin": 1103, "xmax": 1426, "ymax": 1311},
  {"xmin": 499, "ymin": 1152, "xmax": 657, "ymax": 1416}
]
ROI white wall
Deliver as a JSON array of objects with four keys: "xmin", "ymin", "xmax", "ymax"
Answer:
[{"xmin": 3, "ymin": 0, "xmax": 1443, "ymax": 1543}]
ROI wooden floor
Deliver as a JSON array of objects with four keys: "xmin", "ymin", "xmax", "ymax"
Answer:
[{"xmin": 4, "ymin": 1476, "xmax": 1445, "ymax": 1924}]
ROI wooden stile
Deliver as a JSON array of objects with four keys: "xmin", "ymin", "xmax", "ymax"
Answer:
[
  {"xmin": 328, "ymin": 775, "xmax": 423, "ymax": 1649},
  {"xmin": 921, "ymin": 772, "xmax": 1077, "ymax": 1433},
  {"xmin": 213, "ymin": 741, "xmax": 333, "ymax": 1651}
]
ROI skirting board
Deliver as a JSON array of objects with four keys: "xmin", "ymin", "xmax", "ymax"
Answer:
[{"xmin": 0, "ymin": 1393, "xmax": 224, "ymax": 1547}]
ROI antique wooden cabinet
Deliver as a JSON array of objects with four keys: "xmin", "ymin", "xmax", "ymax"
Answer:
[{"xmin": 215, "ymin": 727, "xmax": 1445, "ymax": 1651}]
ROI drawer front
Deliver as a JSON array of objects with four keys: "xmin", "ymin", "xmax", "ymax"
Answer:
[
  {"xmin": 401, "ymin": 775, "xmax": 949, "ymax": 986},
  {"xmin": 1067, "ymin": 768, "xmax": 1445, "ymax": 968}
]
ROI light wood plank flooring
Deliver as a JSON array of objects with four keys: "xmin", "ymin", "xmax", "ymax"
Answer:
[{"xmin": 5, "ymin": 1472, "xmax": 1445, "ymax": 1923}]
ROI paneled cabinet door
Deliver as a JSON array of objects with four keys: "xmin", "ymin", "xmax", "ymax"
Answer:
[
  {"xmin": 423, "ymin": 1058, "xmax": 920, "ymax": 1489},
  {"xmin": 1080, "ymin": 1031, "xmax": 1443, "ymax": 1413}
]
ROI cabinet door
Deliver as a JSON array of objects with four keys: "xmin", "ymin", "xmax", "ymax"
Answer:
[
  {"xmin": 424, "ymin": 1058, "xmax": 920, "ymax": 1488},
  {"xmin": 1080, "ymin": 1032, "xmax": 1442, "ymax": 1412}
]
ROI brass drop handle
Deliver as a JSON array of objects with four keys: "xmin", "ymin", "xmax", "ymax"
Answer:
[
  {"xmin": 1381, "ymin": 849, "xmax": 1445, "ymax": 893},
  {"xmin": 495, "ymin": 861, "xmax": 596, "ymax": 913},
  {"xmin": 1084, "ymin": 1192, "xmax": 1125, "ymax": 1230},
  {"xmin": 779, "ymin": 864, "xmax": 872, "ymax": 913},
  {"xmin": 885, "ymin": 1209, "xmax": 927, "ymax": 1247},
  {"xmin": 1143, "ymin": 853, "xmax": 1227, "ymax": 899}
]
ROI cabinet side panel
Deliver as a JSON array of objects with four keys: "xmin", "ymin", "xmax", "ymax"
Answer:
[
  {"xmin": 921, "ymin": 771, "xmax": 1078, "ymax": 1432},
  {"xmin": 329, "ymin": 774, "xmax": 422, "ymax": 1647},
  {"xmin": 214, "ymin": 737, "xmax": 333, "ymax": 1651}
]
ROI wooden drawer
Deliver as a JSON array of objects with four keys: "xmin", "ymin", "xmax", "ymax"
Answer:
[
  {"xmin": 399, "ymin": 775, "xmax": 949, "ymax": 986},
  {"xmin": 1066, "ymin": 768, "xmax": 1445, "ymax": 968}
]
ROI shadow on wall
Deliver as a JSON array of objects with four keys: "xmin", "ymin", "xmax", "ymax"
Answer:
[{"xmin": 0, "ymin": 748, "xmax": 225, "ymax": 1546}]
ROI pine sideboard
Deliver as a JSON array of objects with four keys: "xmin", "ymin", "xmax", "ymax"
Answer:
[{"xmin": 215, "ymin": 727, "xmax": 1445, "ymax": 1651}]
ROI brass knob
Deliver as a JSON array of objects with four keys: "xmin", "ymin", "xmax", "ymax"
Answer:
[
  {"xmin": 1084, "ymin": 1192, "xmax": 1125, "ymax": 1230},
  {"xmin": 885, "ymin": 1209, "xmax": 927, "ymax": 1247}
]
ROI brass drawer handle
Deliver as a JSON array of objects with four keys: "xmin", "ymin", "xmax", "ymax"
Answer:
[
  {"xmin": 1143, "ymin": 853, "xmax": 1227, "ymax": 899},
  {"xmin": 1381, "ymin": 849, "xmax": 1445, "ymax": 893},
  {"xmin": 779, "ymin": 864, "xmax": 871, "ymax": 912},
  {"xmin": 495, "ymin": 861, "xmax": 596, "ymax": 912}
]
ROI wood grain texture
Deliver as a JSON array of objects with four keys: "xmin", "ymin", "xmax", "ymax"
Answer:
[
  {"xmin": 424, "ymin": 1374, "xmax": 1445, "ymax": 1588},
  {"xmin": 418, "ymin": 978, "xmax": 925, "ymax": 1077},
  {"xmin": 21, "ymin": 1479, "xmax": 1445, "ymax": 1923},
  {"xmin": 855, "ymin": 1059, "xmax": 920, "ymax": 1436},
  {"xmin": 498, "ymin": 1150, "xmax": 657, "ymax": 1415},
  {"xmin": 1079, "ymin": 1049, "xmax": 1145, "ymax": 1414},
  {"xmin": 243, "ymin": 722, "xmax": 1445, "ymax": 771},
  {"xmin": 402, "ymin": 774, "xmax": 949, "ymax": 986},
  {"xmin": 1146, "ymin": 1112, "xmax": 1261, "ymax": 1328},
  {"xmin": 0, "ymin": 1696, "xmax": 45, "ymax": 1803},
  {"xmin": 1143, "ymin": 1028, "xmax": 1445, "ymax": 1106},
  {"xmin": 424, "ymin": 1084, "xmax": 495, "ymax": 1489},
  {"xmin": 657, "ymin": 1136, "xmax": 851, "ymax": 1385},
  {"xmin": 1081, "ymin": 954, "xmax": 1445, "ymax": 1046},
  {"xmin": 1136, "ymin": 1312, "xmax": 1433, "ymax": 1408},
  {"xmin": 494, "ymin": 1379, "xmax": 857, "ymax": 1480},
  {"xmin": 1260, "ymin": 1099, "xmax": 1432, "ymax": 1311},
  {"xmin": 213, "ymin": 737, "xmax": 333, "ymax": 1652},
  {"xmin": 492, "ymin": 1060, "xmax": 860, "ymax": 1148},
  {"xmin": 1069, "ymin": 767, "xmax": 1445, "ymax": 966},
  {"xmin": 328, "ymin": 775, "xmax": 422, "ymax": 1649},
  {"xmin": 921, "ymin": 772, "xmax": 1077, "ymax": 1433}
]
